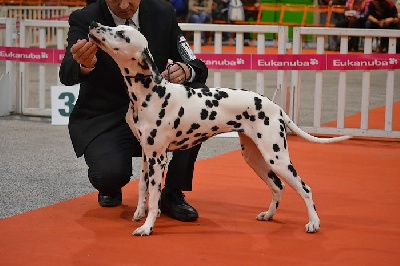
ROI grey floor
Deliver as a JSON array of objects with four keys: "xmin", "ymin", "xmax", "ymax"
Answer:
[{"xmin": 0, "ymin": 115, "xmax": 239, "ymax": 219}]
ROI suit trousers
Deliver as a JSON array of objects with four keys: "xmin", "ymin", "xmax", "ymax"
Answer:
[{"xmin": 83, "ymin": 120, "xmax": 201, "ymax": 195}]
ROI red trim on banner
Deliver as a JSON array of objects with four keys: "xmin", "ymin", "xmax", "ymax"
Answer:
[{"xmin": 1, "ymin": 47, "xmax": 400, "ymax": 71}]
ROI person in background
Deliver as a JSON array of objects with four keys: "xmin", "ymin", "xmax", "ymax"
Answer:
[
  {"xmin": 318, "ymin": 0, "xmax": 331, "ymax": 25},
  {"xmin": 335, "ymin": 0, "xmax": 371, "ymax": 51},
  {"xmin": 211, "ymin": 0, "xmax": 231, "ymax": 42},
  {"xmin": 187, "ymin": 0, "xmax": 213, "ymax": 44},
  {"xmin": 365, "ymin": 0, "xmax": 400, "ymax": 52},
  {"xmin": 169, "ymin": 0, "xmax": 190, "ymax": 22},
  {"xmin": 326, "ymin": 0, "xmax": 347, "ymax": 51},
  {"xmin": 242, "ymin": 0, "xmax": 260, "ymax": 46},
  {"xmin": 59, "ymin": 0, "xmax": 209, "ymax": 222}
]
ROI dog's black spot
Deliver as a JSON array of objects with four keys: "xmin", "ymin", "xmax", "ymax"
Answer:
[
  {"xmin": 276, "ymin": 201, "xmax": 279, "ymax": 209},
  {"xmin": 211, "ymin": 126, "xmax": 219, "ymax": 132},
  {"xmin": 258, "ymin": 111, "xmax": 265, "ymax": 119},
  {"xmin": 161, "ymin": 94, "xmax": 171, "ymax": 108},
  {"xmin": 269, "ymin": 159, "xmax": 274, "ymax": 164},
  {"xmin": 218, "ymin": 90, "xmax": 229, "ymax": 98},
  {"xmin": 187, "ymin": 123, "xmax": 200, "ymax": 134},
  {"xmin": 242, "ymin": 111, "xmax": 255, "ymax": 121},
  {"xmin": 209, "ymin": 111, "xmax": 217, "ymax": 120},
  {"xmin": 173, "ymin": 118, "xmax": 180, "ymax": 129},
  {"xmin": 201, "ymin": 88, "xmax": 212, "ymax": 97},
  {"xmin": 254, "ymin": 97, "xmax": 262, "ymax": 110},
  {"xmin": 176, "ymin": 131, "xmax": 182, "ymax": 137},
  {"xmin": 205, "ymin": 100, "xmax": 213, "ymax": 108},
  {"xmin": 257, "ymin": 133, "xmax": 262, "ymax": 138},
  {"xmin": 185, "ymin": 87, "xmax": 196, "ymax": 98},
  {"xmin": 226, "ymin": 120, "xmax": 241, "ymax": 129},
  {"xmin": 150, "ymin": 129, "xmax": 157, "ymax": 138},
  {"xmin": 236, "ymin": 114, "xmax": 242, "ymax": 120},
  {"xmin": 147, "ymin": 136, "xmax": 154, "ymax": 145},
  {"xmin": 200, "ymin": 109, "xmax": 208, "ymax": 120},
  {"xmin": 268, "ymin": 171, "xmax": 283, "ymax": 190},
  {"xmin": 273, "ymin": 144, "xmax": 280, "ymax": 152},
  {"xmin": 153, "ymin": 85, "xmax": 166, "ymax": 98},
  {"xmin": 288, "ymin": 164, "xmax": 298, "ymax": 177},
  {"xmin": 177, "ymin": 137, "xmax": 189, "ymax": 145},
  {"xmin": 159, "ymin": 109, "xmax": 165, "ymax": 119},
  {"xmin": 145, "ymin": 93, "xmax": 151, "ymax": 102},
  {"xmin": 178, "ymin": 107, "xmax": 184, "ymax": 117}
]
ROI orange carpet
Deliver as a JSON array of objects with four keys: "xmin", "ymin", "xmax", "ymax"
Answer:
[{"xmin": 1, "ymin": 106, "xmax": 399, "ymax": 265}]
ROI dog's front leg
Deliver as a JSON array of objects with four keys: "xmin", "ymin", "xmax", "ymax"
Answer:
[
  {"xmin": 133, "ymin": 154, "xmax": 148, "ymax": 222},
  {"xmin": 132, "ymin": 153, "xmax": 166, "ymax": 236}
]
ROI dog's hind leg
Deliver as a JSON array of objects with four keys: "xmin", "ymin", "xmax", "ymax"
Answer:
[
  {"xmin": 257, "ymin": 143, "xmax": 320, "ymax": 233},
  {"xmin": 238, "ymin": 133, "xmax": 285, "ymax": 221}
]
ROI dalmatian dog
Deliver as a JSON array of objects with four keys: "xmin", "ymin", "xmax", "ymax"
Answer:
[{"xmin": 88, "ymin": 22, "xmax": 350, "ymax": 236}]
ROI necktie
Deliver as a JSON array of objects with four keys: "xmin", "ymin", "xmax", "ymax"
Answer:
[{"xmin": 125, "ymin": 19, "xmax": 139, "ymax": 31}]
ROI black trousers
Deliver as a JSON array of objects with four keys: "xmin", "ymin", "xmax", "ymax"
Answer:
[{"xmin": 83, "ymin": 121, "xmax": 201, "ymax": 195}]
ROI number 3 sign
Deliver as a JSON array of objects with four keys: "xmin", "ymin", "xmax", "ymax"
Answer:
[{"xmin": 51, "ymin": 85, "xmax": 80, "ymax": 125}]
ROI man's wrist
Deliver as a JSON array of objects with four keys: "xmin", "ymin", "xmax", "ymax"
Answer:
[{"xmin": 186, "ymin": 64, "xmax": 196, "ymax": 82}]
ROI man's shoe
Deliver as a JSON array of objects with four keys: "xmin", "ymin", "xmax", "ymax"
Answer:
[
  {"xmin": 160, "ymin": 188, "xmax": 198, "ymax": 222},
  {"xmin": 98, "ymin": 190, "xmax": 122, "ymax": 207}
]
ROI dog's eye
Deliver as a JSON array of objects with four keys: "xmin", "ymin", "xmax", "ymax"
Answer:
[{"xmin": 116, "ymin": 30, "xmax": 125, "ymax": 39}]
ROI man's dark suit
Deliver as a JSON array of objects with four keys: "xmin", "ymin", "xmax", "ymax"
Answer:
[{"xmin": 59, "ymin": 0, "xmax": 208, "ymax": 192}]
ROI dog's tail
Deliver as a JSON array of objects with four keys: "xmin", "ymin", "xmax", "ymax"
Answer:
[{"xmin": 283, "ymin": 112, "xmax": 351, "ymax": 143}]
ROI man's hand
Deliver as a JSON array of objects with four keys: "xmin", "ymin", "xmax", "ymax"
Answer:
[
  {"xmin": 161, "ymin": 62, "xmax": 190, "ymax": 84},
  {"xmin": 71, "ymin": 39, "xmax": 98, "ymax": 72}
]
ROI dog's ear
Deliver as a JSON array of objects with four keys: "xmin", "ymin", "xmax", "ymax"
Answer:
[{"xmin": 142, "ymin": 48, "xmax": 162, "ymax": 84}]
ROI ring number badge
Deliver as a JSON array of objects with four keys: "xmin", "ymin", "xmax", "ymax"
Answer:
[{"xmin": 51, "ymin": 85, "xmax": 80, "ymax": 125}]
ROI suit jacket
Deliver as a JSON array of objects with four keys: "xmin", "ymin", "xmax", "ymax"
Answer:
[{"xmin": 59, "ymin": 0, "xmax": 208, "ymax": 157}]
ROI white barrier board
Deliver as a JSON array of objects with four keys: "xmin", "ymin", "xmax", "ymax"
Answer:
[{"xmin": 51, "ymin": 85, "xmax": 80, "ymax": 125}]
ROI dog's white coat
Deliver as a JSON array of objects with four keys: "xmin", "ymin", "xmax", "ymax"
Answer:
[{"xmin": 89, "ymin": 22, "xmax": 350, "ymax": 236}]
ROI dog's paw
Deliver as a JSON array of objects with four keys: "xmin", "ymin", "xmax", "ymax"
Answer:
[
  {"xmin": 132, "ymin": 225, "xmax": 153, "ymax": 236},
  {"xmin": 256, "ymin": 211, "xmax": 274, "ymax": 221},
  {"xmin": 305, "ymin": 220, "xmax": 320, "ymax": 233},
  {"xmin": 132, "ymin": 207, "xmax": 147, "ymax": 221}
]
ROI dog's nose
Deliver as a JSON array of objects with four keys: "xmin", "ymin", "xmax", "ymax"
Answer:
[{"xmin": 89, "ymin": 21, "xmax": 98, "ymax": 30}]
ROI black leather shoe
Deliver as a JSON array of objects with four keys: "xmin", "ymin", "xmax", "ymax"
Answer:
[
  {"xmin": 98, "ymin": 190, "xmax": 122, "ymax": 207},
  {"xmin": 160, "ymin": 188, "xmax": 198, "ymax": 222}
]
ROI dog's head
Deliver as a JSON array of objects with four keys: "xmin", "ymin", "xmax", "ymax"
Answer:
[{"xmin": 89, "ymin": 22, "xmax": 162, "ymax": 83}]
